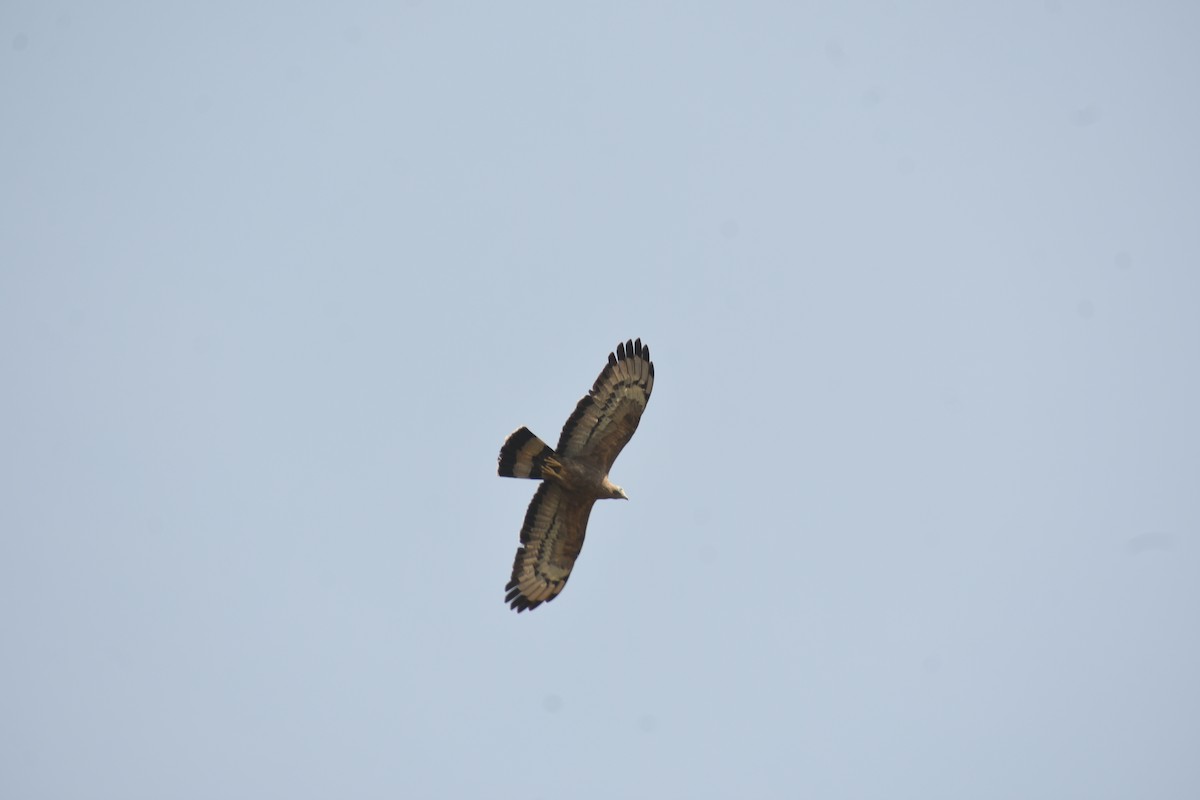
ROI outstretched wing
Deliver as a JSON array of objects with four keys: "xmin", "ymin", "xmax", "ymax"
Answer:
[
  {"xmin": 505, "ymin": 483, "xmax": 597, "ymax": 612},
  {"xmin": 556, "ymin": 338, "xmax": 655, "ymax": 471}
]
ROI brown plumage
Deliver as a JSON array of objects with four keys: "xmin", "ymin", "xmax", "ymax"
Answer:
[{"xmin": 497, "ymin": 338, "xmax": 655, "ymax": 612}]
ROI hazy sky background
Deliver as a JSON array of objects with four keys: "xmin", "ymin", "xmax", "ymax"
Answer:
[{"xmin": 3, "ymin": 2, "xmax": 1198, "ymax": 798}]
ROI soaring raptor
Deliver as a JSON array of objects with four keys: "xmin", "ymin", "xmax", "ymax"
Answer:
[{"xmin": 497, "ymin": 338, "xmax": 655, "ymax": 612}]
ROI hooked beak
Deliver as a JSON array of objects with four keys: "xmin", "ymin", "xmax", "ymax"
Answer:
[{"xmin": 617, "ymin": 488, "xmax": 629, "ymax": 500}]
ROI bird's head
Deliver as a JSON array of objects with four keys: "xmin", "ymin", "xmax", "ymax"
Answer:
[{"xmin": 602, "ymin": 478, "xmax": 629, "ymax": 500}]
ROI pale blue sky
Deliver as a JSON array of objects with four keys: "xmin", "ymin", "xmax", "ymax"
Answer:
[{"xmin": 3, "ymin": 3, "xmax": 1198, "ymax": 798}]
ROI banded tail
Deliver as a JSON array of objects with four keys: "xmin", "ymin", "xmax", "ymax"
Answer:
[{"xmin": 497, "ymin": 427, "xmax": 562, "ymax": 480}]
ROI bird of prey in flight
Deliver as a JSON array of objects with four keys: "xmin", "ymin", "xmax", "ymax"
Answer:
[{"xmin": 497, "ymin": 338, "xmax": 655, "ymax": 612}]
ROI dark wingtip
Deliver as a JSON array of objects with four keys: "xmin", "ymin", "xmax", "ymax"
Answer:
[
  {"xmin": 510, "ymin": 596, "xmax": 538, "ymax": 612},
  {"xmin": 505, "ymin": 579, "xmax": 541, "ymax": 612},
  {"xmin": 608, "ymin": 352, "xmax": 617, "ymax": 366}
]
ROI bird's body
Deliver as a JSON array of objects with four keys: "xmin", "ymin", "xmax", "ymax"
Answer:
[{"xmin": 497, "ymin": 338, "xmax": 654, "ymax": 612}]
